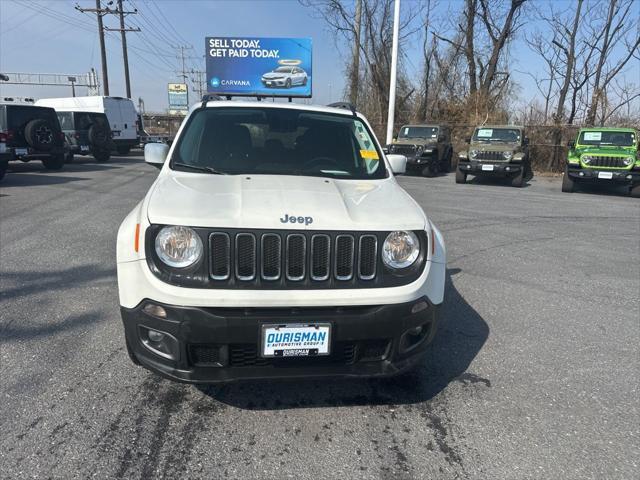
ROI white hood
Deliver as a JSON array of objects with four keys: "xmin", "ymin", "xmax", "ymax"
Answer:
[{"xmin": 146, "ymin": 173, "xmax": 426, "ymax": 231}]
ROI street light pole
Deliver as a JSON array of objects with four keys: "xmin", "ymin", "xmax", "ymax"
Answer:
[{"xmin": 385, "ymin": 0, "xmax": 401, "ymax": 145}]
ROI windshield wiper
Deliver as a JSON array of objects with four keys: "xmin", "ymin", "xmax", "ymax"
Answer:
[{"xmin": 173, "ymin": 162, "xmax": 227, "ymax": 175}]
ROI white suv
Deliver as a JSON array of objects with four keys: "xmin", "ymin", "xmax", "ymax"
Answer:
[{"xmin": 116, "ymin": 99, "xmax": 446, "ymax": 383}]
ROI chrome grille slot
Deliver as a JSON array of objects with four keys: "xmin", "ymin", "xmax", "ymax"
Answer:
[
  {"xmin": 358, "ymin": 235, "xmax": 377, "ymax": 280},
  {"xmin": 286, "ymin": 234, "xmax": 306, "ymax": 281},
  {"xmin": 335, "ymin": 235, "xmax": 355, "ymax": 280},
  {"xmin": 311, "ymin": 234, "xmax": 330, "ymax": 281},
  {"xmin": 261, "ymin": 234, "xmax": 282, "ymax": 280},
  {"xmin": 235, "ymin": 233, "xmax": 256, "ymax": 280},
  {"xmin": 210, "ymin": 233, "xmax": 230, "ymax": 280}
]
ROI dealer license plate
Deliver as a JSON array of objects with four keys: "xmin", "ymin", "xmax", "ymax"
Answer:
[
  {"xmin": 481, "ymin": 164, "xmax": 494, "ymax": 171},
  {"xmin": 80, "ymin": 145, "xmax": 90, "ymax": 152},
  {"xmin": 261, "ymin": 324, "xmax": 331, "ymax": 357},
  {"xmin": 598, "ymin": 171, "xmax": 613, "ymax": 179},
  {"xmin": 15, "ymin": 147, "xmax": 28, "ymax": 156}
]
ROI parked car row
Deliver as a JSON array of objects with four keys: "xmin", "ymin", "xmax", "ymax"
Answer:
[
  {"xmin": 0, "ymin": 96, "xmax": 140, "ymax": 182},
  {"xmin": 386, "ymin": 123, "xmax": 639, "ymax": 197}
]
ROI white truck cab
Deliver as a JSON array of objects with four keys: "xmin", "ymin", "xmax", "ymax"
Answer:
[{"xmin": 116, "ymin": 98, "xmax": 446, "ymax": 383}]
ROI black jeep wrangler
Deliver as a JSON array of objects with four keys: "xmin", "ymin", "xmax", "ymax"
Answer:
[
  {"xmin": 56, "ymin": 111, "xmax": 113, "ymax": 163},
  {"xmin": 0, "ymin": 103, "xmax": 65, "ymax": 180}
]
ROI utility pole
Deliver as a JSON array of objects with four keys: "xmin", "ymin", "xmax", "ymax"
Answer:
[
  {"xmin": 190, "ymin": 69, "xmax": 206, "ymax": 99},
  {"xmin": 385, "ymin": 0, "xmax": 401, "ymax": 145},
  {"xmin": 76, "ymin": 0, "xmax": 110, "ymax": 95},
  {"xmin": 175, "ymin": 45, "xmax": 193, "ymax": 84},
  {"xmin": 76, "ymin": 0, "xmax": 139, "ymax": 98}
]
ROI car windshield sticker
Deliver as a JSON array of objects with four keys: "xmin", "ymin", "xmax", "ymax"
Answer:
[
  {"xmin": 404, "ymin": 127, "xmax": 409, "ymax": 135},
  {"xmin": 360, "ymin": 149, "xmax": 379, "ymax": 160},
  {"xmin": 478, "ymin": 129, "xmax": 493, "ymax": 137},
  {"xmin": 584, "ymin": 132, "xmax": 602, "ymax": 141}
]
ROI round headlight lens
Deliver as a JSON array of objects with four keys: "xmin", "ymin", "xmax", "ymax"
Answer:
[
  {"xmin": 155, "ymin": 226, "xmax": 203, "ymax": 268},
  {"xmin": 503, "ymin": 151, "xmax": 513, "ymax": 160},
  {"xmin": 470, "ymin": 150, "xmax": 478, "ymax": 159},
  {"xmin": 582, "ymin": 155, "xmax": 592, "ymax": 164},
  {"xmin": 622, "ymin": 156, "xmax": 633, "ymax": 166},
  {"xmin": 382, "ymin": 231, "xmax": 420, "ymax": 269}
]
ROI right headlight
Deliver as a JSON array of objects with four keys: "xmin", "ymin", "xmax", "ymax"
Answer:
[
  {"xmin": 155, "ymin": 226, "xmax": 203, "ymax": 268},
  {"xmin": 382, "ymin": 231, "xmax": 420, "ymax": 269},
  {"xmin": 622, "ymin": 156, "xmax": 634, "ymax": 166},
  {"xmin": 470, "ymin": 150, "xmax": 479, "ymax": 159}
]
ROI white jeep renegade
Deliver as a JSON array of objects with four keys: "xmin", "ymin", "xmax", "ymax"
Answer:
[{"xmin": 116, "ymin": 98, "xmax": 446, "ymax": 383}]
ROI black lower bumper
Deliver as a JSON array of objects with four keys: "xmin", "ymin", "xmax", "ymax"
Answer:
[
  {"xmin": 6, "ymin": 146, "xmax": 64, "ymax": 162},
  {"xmin": 567, "ymin": 166, "xmax": 639, "ymax": 184},
  {"xmin": 121, "ymin": 297, "xmax": 439, "ymax": 383},
  {"xmin": 458, "ymin": 160, "xmax": 521, "ymax": 176}
]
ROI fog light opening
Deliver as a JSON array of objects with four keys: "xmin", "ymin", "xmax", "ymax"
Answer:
[
  {"xmin": 143, "ymin": 303, "xmax": 167, "ymax": 318},
  {"xmin": 505, "ymin": 166, "xmax": 511, "ymax": 171},
  {"xmin": 148, "ymin": 329, "xmax": 165, "ymax": 342},
  {"xmin": 579, "ymin": 172, "xmax": 585, "ymax": 176},
  {"xmin": 626, "ymin": 174, "xmax": 632, "ymax": 180}
]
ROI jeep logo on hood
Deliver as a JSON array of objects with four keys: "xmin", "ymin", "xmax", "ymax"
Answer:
[{"xmin": 280, "ymin": 214, "xmax": 313, "ymax": 226}]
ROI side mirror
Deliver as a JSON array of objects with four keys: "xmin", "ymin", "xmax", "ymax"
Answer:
[
  {"xmin": 567, "ymin": 140, "xmax": 575, "ymax": 149},
  {"xmin": 145, "ymin": 142, "xmax": 169, "ymax": 169},
  {"xmin": 465, "ymin": 137, "xmax": 471, "ymax": 143},
  {"xmin": 382, "ymin": 147, "xmax": 389, "ymax": 154},
  {"xmin": 386, "ymin": 154, "xmax": 407, "ymax": 175},
  {"xmin": 523, "ymin": 137, "xmax": 530, "ymax": 146},
  {"xmin": 438, "ymin": 135, "xmax": 445, "ymax": 142}
]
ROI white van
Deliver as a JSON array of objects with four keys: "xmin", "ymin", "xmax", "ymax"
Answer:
[{"xmin": 36, "ymin": 96, "xmax": 139, "ymax": 154}]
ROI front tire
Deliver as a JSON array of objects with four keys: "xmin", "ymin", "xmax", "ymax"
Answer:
[
  {"xmin": 42, "ymin": 154, "xmax": 65, "ymax": 170},
  {"xmin": 455, "ymin": 168, "xmax": 466, "ymax": 184},
  {"xmin": 562, "ymin": 166, "xmax": 575, "ymax": 193},
  {"xmin": 421, "ymin": 162, "xmax": 439, "ymax": 177},
  {"xmin": 0, "ymin": 162, "xmax": 7, "ymax": 182},
  {"xmin": 93, "ymin": 148, "xmax": 111, "ymax": 162},
  {"xmin": 285, "ymin": 78, "xmax": 292, "ymax": 89},
  {"xmin": 630, "ymin": 183, "xmax": 640, "ymax": 198},
  {"xmin": 65, "ymin": 152, "xmax": 74, "ymax": 163}
]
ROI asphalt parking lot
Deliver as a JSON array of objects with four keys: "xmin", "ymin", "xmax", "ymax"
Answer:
[{"xmin": 1, "ymin": 155, "xmax": 638, "ymax": 479}]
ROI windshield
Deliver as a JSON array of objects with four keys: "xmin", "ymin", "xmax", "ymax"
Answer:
[
  {"xmin": 171, "ymin": 107, "xmax": 387, "ymax": 180},
  {"xmin": 472, "ymin": 127, "xmax": 521, "ymax": 143},
  {"xmin": 578, "ymin": 131, "xmax": 635, "ymax": 147},
  {"xmin": 398, "ymin": 126, "xmax": 438, "ymax": 139},
  {"xmin": 274, "ymin": 67, "xmax": 292, "ymax": 73}
]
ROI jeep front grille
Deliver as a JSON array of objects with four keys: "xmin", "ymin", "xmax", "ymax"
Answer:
[
  {"xmin": 475, "ymin": 151, "xmax": 506, "ymax": 161},
  {"xmin": 583, "ymin": 155, "xmax": 627, "ymax": 168},
  {"xmin": 209, "ymin": 230, "xmax": 378, "ymax": 285},
  {"xmin": 392, "ymin": 145, "xmax": 416, "ymax": 156}
]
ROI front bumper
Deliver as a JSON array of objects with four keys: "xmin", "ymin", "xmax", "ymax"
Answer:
[
  {"xmin": 567, "ymin": 165, "xmax": 638, "ymax": 183},
  {"xmin": 121, "ymin": 297, "xmax": 439, "ymax": 383},
  {"xmin": 261, "ymin": 79, "xmax": 287, "ymax": 87},
  {"xmin": 458, "ymin": 160, "xmax": 521, "ymax": 175}
]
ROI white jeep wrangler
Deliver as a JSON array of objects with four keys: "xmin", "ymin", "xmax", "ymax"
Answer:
[{"xmin": 116, "ymin": 98, "xmax": 446, "ymax": 383}]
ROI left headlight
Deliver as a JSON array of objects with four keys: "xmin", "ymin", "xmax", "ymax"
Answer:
[
  {"xmin": 503, "ymin": 151, "xmax": 513, "ymax": 160},
  {"xmin": 582, "ymin": 155, "xmax": 592, "ymax": 164},
  {"xmin": 622, "ymin": 156, "xmax": 634, "ymax": 166},
  {"xmin": 155, "ymin": 226, "xmax": 203, "ymax": 268},
  {"xmin": 382, "ymin": 231, "xmax": 420, "ymax": 269}
]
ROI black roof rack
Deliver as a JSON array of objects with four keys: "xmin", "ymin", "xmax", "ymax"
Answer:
[
  {"xmin": 327, "ymin": 102, "xmax": 357, "ymax": 116},
  {"xmin": 200, "ymin": 93, "xmax": 224, "ymax": 108}
]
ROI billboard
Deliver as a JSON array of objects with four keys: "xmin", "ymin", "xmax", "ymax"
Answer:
[
  {"xmin": 205, "ymin": 37, "xmax": 312, "ymax": 98},
  {"xmin": 168, "ymin": 83, "xmax": 188, "ymax": 115}
]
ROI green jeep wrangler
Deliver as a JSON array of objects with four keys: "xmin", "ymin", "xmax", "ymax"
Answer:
[
  {"xmin": 387, "ymin": 124, "xmax": 452, "ymax": 176},
  {"xmin": 457, "ymin": 125, "xmax": 532, "ymax": 187},
  {"xmin": 563, "ymin": 127, "xmax": 639, "ymax": 197}
]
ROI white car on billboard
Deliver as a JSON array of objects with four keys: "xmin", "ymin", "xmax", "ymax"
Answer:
[{"xmin": 261, "ymin": 66, "xmax": 308, "ymax": 89}]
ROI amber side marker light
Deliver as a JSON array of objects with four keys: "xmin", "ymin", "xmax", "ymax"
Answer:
[{"xmin": 134, "ymin": 224, "xmax": 140, "ymax": 252}]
